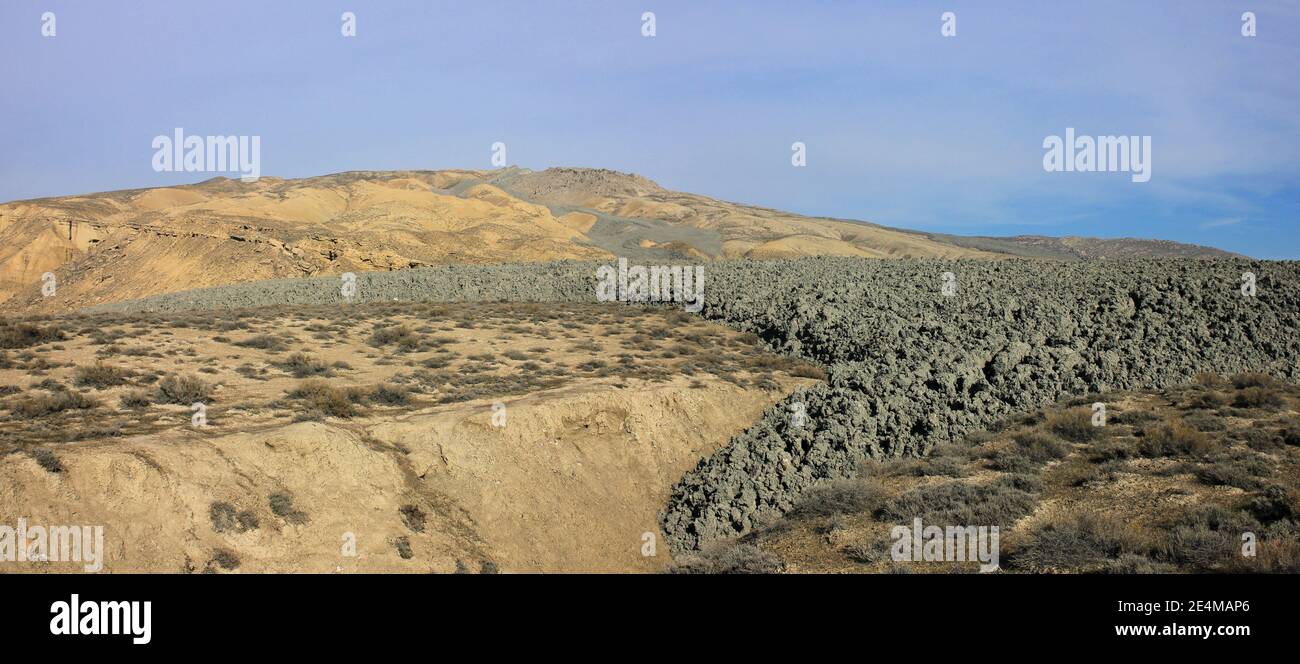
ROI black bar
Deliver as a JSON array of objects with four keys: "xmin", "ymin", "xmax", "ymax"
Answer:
[{"xmin": 0, "ymin": 573, "xmax": 1289, "ymax": 654}]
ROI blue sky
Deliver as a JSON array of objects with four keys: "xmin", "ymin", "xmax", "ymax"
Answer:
[{"xmin": 2, "ymin": 1, "xmax": 1297, "ymax": 257}]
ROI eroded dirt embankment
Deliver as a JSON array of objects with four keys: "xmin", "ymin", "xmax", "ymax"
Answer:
[{"xmin": 0, "ymin": 377, "xmax": 805, "ymax": 573}]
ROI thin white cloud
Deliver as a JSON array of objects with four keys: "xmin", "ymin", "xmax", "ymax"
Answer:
[{"xmin": 1200, "ymin": 217, "xmax": 1243, "ymax": 229}]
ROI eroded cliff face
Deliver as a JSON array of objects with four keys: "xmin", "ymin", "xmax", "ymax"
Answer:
[
  {"xmin": 1, "ymin": 293, "xmax": 814, "ymax": 577},
  {"xmin": 0, "ymin": 378, "xmax": 803, "ymax": 574}
]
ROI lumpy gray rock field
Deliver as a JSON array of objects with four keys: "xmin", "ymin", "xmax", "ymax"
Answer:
[
  {"xmin": 662, "ymin": 259, "xmax": 1300, "ymax": 552},
  {"xmin": 90, "ymin": 258, "xmax": 1300, "ymax": 553}
]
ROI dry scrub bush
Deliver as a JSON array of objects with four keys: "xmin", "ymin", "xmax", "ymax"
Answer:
[
  {"xmin": 1233, "ymin": 387, "xmax": 1286, "ymax": 410},
  {"xmin": 287, "ymin": 379, "xmax": 364, "ymax": 418},
  {"xmin": 0, "ymin": 323, "xmax": 64, "ymax": 349},
  {"xmin": 1047, "ymin": 408, "xmax": 1104, "ymax": 443},
  {"xmin": 156, "ymin": 374, "xmax": 212, "ymax": 405},
  {"xmin": 73, "ymin": 362, "xmax": 132, "ymax": 389},
  {"xmin": 275, "ymin": 352, "xmax": 332, "ymax": 378},
  {"xmin": 668, "ymin": 544, "xmax": 785, "ymax": 574},
  {"xmin": 1005, "ymin": 511, "xmax": 1153, "ymax": 572},
  {"xmin": 879, "ymin": 479, "xmax": 1039, "ymax": 528},
  {"xmin": 1138, "ymin": 419, "xmax": 1217, "ymax": 459},
  {"xmin": 788, "ymin": 478, "xmax": 884, "ymax": 519},
  {"xmin": 13, "ymin": 390, "xmax": 98, "ymax": 418},
  {"xmin": 1231, "ymin": 372, "xmax": 1276, "ymax": 389}
]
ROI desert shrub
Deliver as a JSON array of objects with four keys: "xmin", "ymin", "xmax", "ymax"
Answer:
[
  {"xmin": 119, "ymin": 390, "xmax": 153, "ymax": 409},
  {"xmin": 236, "ymin": 510, "xmax": 260, "ymax": 531},
  {"xmin": 234, "ymin": 334, "xmax": 289, "ymax": 351},
  {"xmin": 715, "ymin": 545, "xmax": 784, "ymax": 574},
  {"xmin": 1282, "ymin": 424, "xmax": 1300, "ymax": 447},
  {"xmin": 1055, "ymin": 461, "xmax": 1104, "ymax": 487},
  {"xmin": 31, "ymin": 447, "xmax": 63, "ymax": 474},
  {"xmin": 1005, "ymin": 512, "xmax": 1153, "ymax": 572},
  {"xmin": 880, "ymin": 458, "xmax": 930, "ymax": 477},
  {"xmin": 879, "ymin": 479, "xmax": 1038, "ymax": 528},
  {"xmin": 1014, "ymin": 430, "xmax": 1070, "ymax": 462},
  {"xmin": 1194, "ymin": 463, "xmax": 1266, "ymax": 491},
  {"xmin": 1240, "ymin": 426, "xmax": 1284, "ymax": 452},
  {"xmin": 13, "ymin": 390, "xmax": 98, "ymax": 418},
  {"xmin": 73, "ymin": 362, "xmax": 131, "ymax": 389},
  {"xmin": 0, "ymin": 323, "xmax": 64, "ymax": 349},
  {"xmin": 929, "ymin": 440, "xmax": 973, "ymax": 461},
  {"xmin": 843, "ymin": 539, "xmax": 888, "ymax": 564},
  {"xmin": 155, "ymin": 374, "xmax": 212, "ymax": 405},
  {"xmin": 1231, "ymin": 372, "xmax": 1275, "ymax": 389},
  {"xmin": 275, "ymin": 352, "xmax": 332, "ymax": 378},
  {"xmin": 902, "ymin": 456, "xmax": 968, "ymax": 478},
  {"xmin": 399, "ymin": 504, "xmax": 426, "ymax": 533},
  {"xmin": 789, "ymin": 478, "xmax": 883, "ymax": 519},
  {"xmin": 1183, "ymin": 391, "xmax": 1227, "ymax": 410},
  {"xmin": 789, "ymin": 363, "xmax": 828, "ymax": 380},
  {"xmin": 1111, "ymin": 408, "xmax": 1161, "ymax": 426},
  {"xmin": 1233, "ymin": 387, "xmax": 1286, "ymax": 410},
  {"xmin": 1182, "ymin": 411, "xmax": 1227, "ymax": 432},
  {"xmin": 1226, "ymin": 537, "xmax": 1300, "ymax": 573},
  {"xmin": 1046, "ymin": 408, "xmax": 1103, "ymax": 443},
  {"xmin": 479, "ymin": 561, "xmax": 499, "ymax": 574},
  {"xmin": 1247, "ymin": 485, "xmax": 1297, "ymax": 523},
  {"xmin": 1086, "ymin": 440, "xmax": 1135, "ymax": 462},
  {"xmin": 1193, "ymin": 372, "xmax": 1225, "ymax": 388},
  {"xmin": 394, "ymin": 536, "xmax": 413, "ymax": 559},
  {"xmin": 286, "ymin": 379, "xmax": 362, "ymax": 418},
  {"xmin": 985, "ymin": 449, "xmax": 1036, "ymax": 474},
  {"xmin": 986, "ymin": 430, "xmax": 1069, "ymax": 473},
  {"xmin": 1101, "ymin": 554, "xmax": 1175, "ymax": 574},
  {"xmin": 369, "ymin": 383, "xmax": 411, "ymax": 406},
  {"xmin": 209, "ymin": 502, "xmax": 238, "ymax": 532},
  {"xmin": 992, "ymin": 473, "xmax": 1045, "ymax": 493},
  {"xmin": 33, "ymin": 377, "xmax": 65, "ymax": 392},
  {"xmin": 1160, "ymin": 505, "xmax": 1259, "ymax": 570},
  {"xmin": 1137, "ymin": 419, "xmax": 1216, "ymax": 459},
  {"xmin": 369, "ymin": 324, "xmax": 421, "ymax": 350},
  {"xmin": 670, "ymin": 544, "xmax": 784, "ymax": 574},
  {"xmin": 210, "ymin": 549, "xmax": 241, "ymax": 570},
  {"xmin": 420, "ymin": 356, "xmax": 452, "ymax": 369},
  {"xmin": 268, "ymin": 492, "xmax": 309, "ymax": 525}
]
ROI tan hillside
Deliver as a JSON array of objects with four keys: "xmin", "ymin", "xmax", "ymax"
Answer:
[
  {"xmin": 0, "ymin": 170, "xmax": 608, "ymax": 313},
  {"xmin": 0, "ymin": 167, "xmax": 1234, "ymax": 314},
  {"xmin": 0, "ymin": 168, "xmax": 1002, "ymax": 313}
]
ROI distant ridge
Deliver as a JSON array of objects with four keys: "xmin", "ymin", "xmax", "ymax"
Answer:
[{"xmin": 0, "ymin": 167, "xmax": 1238, "ymax": 313}]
